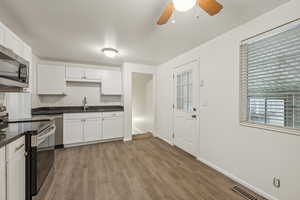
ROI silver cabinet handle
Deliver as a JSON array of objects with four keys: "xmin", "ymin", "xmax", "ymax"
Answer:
[
  {"xmin": 15, "ymin": 144, "xmax": 24, "ymax": 152},
  {"xmin": 24, "ymin": 152, "xmax": 28, "ymax": 157}
]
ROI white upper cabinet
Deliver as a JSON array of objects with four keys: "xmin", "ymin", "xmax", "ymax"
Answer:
[
  {"xmin": 66, "ymin": 66, "xmax": 102, "ymax": 82},
  {"xmin": 38, "ymin": 64, "xmax": 66, "ymax": 95},
  {"xmin": 0, "ymin": 22, "xmax": 32, "ymax": 64},
  {"xmin": 0, "ymin": 24, "xmax": 4, "ymax": 46},
  {"xmin": 4, "ymin": 28, "xmax": 24, "ymax": 57},
  {"xmin": 101, "ymin": 70, "xmax": 122, "ymax": 95},
  {"xmin": 0, "ymin": 147, "xmax": 6, "ymax": 200},
  {"xmin": 66, "ymin": 66, "xmax": 84, "ymax": 80},
  {"xmin": 85, "ymin": 68, "xmax": 102, "ymax": 81},
  {"xmin": 65, "ymin": 65, "xmax": 122, "ymax": 94},
  {"xmin": 22, "ymin": 43, "xmax": 32, "ymax": 63}
]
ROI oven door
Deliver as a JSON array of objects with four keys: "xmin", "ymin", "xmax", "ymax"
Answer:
[{"xmin": 31, "ymin": 125, "xmax": 56, "ymax": 196}]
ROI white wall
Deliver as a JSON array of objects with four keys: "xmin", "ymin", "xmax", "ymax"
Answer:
[
  {"xmin": 122, "ymin": 62, "xmax": 157, "ymax": 141},
  {"xmin": 156, "ymin": 1, "xmax": 300, "ymax": 200},
  {"xmin": 132, "ymin": 73, "xmax": 154, "ymax": 134},
  {"xmin": 31, "ymin": 60, "xmax": 122, "ymax": 108}
]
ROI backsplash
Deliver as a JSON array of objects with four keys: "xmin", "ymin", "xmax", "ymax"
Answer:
[{"xmin": 32, "ymin": 82, "xmax": 122, "ymax": 108}]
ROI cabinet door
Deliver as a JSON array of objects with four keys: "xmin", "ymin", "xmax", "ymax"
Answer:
[
  {"xmin": 101, "ymin": 70, "xmax": 122, "ymax": 95},
  {"xmin": 85, "ymin": 68, "xmax": 102, "ymax": 81},
  {"xmin": 4, "ymin": 29, "xmax": 24, "ymax": 57},
  {"xmin": 66, "ymin": 66, "xmax": 84, "ymax": 80},
  {"xmin": 0, "ymin": 24, "xmax": 4, "ymax": 46},
  {"xmin": 84, "ymin": 118, "xmax": 101, "ymax": 142},
  {"xmin": 64, "ymin": 119, "xmax": 84, "ymax": 145},
  {"xmin": 22, "ymin": 43, "xmax": 32, "ymax": 63},
  {"xmin": 38, "ymin": 64, "xmax": 66, "ymax": 95},
  {"xmin": 102, "ymin": 117, "xmax": 124, "ymax": 140},
  {"xmin": 0, "ymin": 147, "xmax": 5, "ymax": 200},
  {"xmin": 7, "ymin": 137, "xmax": 26, "ymax": 200}
]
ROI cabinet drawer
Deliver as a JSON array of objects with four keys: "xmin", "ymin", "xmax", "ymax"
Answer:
[
  {"xmin": 102, "ymin": 112, "xmax": 123, "ymax": 118},
  {"xmin": 6, "ymin": 137, "xmax": 25, "ymax": 160},
  {"xmin": 64, "ymin": 112, "xmax": 101, "ymax": 120},
  {"xmin": 0, "ymin": 147, "xmax": 5, "ymax": 163}
]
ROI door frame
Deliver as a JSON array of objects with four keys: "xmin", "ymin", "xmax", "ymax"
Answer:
[
  {"xmin": 172, "ymin": 59, "xmax": 200, "ymax": 157},
  {"xmin": 122, "ymin": 63, "xmax": 157, "ymax": 141}
]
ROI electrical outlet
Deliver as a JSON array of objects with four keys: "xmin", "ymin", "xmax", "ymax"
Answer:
[{"xmin": 273, "ymin": 177, "xmax": 281, "ymax": 188}]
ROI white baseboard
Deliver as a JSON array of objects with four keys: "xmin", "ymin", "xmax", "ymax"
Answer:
[
  {"xmin": 197, "ymin": 157, "xmax": 279, "ymax": 200},
  {"xmin": 123, "ymin": 137, "xmax": 132, "ymax": 142},
  {"xmin": 157, "ymin": 135, "xmax": 172, "ymax": 145}
]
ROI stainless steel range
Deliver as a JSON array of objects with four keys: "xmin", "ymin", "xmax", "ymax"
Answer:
[{"xmin": 30, "ymin": 122, "xmax": 56, "ymax": 197}]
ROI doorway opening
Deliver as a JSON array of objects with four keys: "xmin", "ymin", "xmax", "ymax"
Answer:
[{"xmin": 132, "ymin": 72, "xmax": 154, "ymax": 139}]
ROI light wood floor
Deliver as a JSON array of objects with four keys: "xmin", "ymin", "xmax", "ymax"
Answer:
[{"xmin": 44, "ymin": 137, "xmax": 265, "ymax": 200}]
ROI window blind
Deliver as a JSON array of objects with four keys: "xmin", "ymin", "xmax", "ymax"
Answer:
[{"xmin": 240, "ymin": 22, "xmax": 300, "ymax": 131}]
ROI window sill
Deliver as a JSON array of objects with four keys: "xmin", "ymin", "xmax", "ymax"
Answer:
[{"xmin": 240, "ymin": 121, "xmax": 300, "ymax": 136}]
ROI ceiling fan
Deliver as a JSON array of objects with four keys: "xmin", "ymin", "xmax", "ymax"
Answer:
[{"xmin": 157, "ymin": 0, "xmax": 223, "ymax": 25}]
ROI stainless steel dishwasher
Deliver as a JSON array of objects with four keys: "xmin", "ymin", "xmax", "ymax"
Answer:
[{"xmin": 52, "ymin": 115, "xmax": 63, "ymax": 148}]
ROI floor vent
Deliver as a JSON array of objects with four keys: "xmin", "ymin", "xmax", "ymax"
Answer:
[{"xmin": 231, "ymin": 185, "xmax": 258, "ymax": 200}]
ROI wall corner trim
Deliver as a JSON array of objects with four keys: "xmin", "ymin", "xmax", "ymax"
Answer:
[{"xmin": 197, "ymin": 157, "xmax": 279, "ymax": 200}]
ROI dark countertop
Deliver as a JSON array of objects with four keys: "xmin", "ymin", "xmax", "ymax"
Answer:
[
  {"xmin": 32, "ymin": 105, "xmax": 124, "ymax": 116},
  {"xmin": 0, "ymin": 120, "xmax": 53, "ymax": 148}
]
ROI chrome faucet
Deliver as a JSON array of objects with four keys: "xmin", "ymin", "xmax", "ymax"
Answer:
[{"xmin": 83, "ymin": 96, "xmax": 88, "ymax": 111}]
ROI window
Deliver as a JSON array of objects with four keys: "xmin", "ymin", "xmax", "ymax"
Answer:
[
  {"xmin": 240, "ymin": 21, "xmax": 300, "ymax": 133},
  {"xmin": 176, "ymin": 70, "xmax": 192, "ymax": 112}
]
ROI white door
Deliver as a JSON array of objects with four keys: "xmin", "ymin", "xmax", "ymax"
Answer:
[
  {"xmin": 0, "ymin": 147, "xmax": 6, "ymax": 200},
  {"xmin": 64, "ymin": 119, "xmax": 84, "ymax": 144},
  {"xmin": 7, "ymin": 138, "xmax": 26, "ymax": 200},
  {"xmin": 173, "ymin": 61, "xmax": 199, "ymax": 156},
  {"xmin": 84, "ymin": 118, "xmax": 101, "ymax": 142}
]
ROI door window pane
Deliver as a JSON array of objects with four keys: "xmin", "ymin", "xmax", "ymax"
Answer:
[{"xmin": 176, "ymin": 70, "xmax": 192, "ymax": 112}]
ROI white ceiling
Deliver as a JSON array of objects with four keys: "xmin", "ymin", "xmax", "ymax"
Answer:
[{"xmin": 0, "ymin": 0, "xmax": 290, "ymax": 66}]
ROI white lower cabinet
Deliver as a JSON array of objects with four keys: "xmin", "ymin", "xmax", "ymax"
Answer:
[
  {"xmin": 6, "ymin": 137, "xmax": 26, "ymax": 200},
  {"xmin": 84, "ymin": 118, "xmax": 102, "ymax": 142},
  {"xmin": 63, "ymin": 112, "xmax": 123, "ymax": 146},
  {"xmin": 64, "ymin": 119, "xmax": 84, "ymax": 145},
  {"xmin": 63, "ymin": 113, "xmax": 101, "ymax": 145},
  {"xmin": 0, "ymin": 146, "xmax": 6, "ymax": 200},
  {"xmin": 102, "ymin": 112, "xmax": 124, "ymax": 140}
]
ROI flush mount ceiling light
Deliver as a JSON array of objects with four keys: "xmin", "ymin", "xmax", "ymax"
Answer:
[
  {"xmin": 173, "ymin": 0, "xmax": 196, "ymax": 12},
  {"xmin": 102, "ymin": 48, "xmax": 118, "ymax": 58}
]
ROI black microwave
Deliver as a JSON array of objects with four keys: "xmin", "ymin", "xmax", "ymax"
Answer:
[{"xmin": 0, "ymin": 44, "xmax": 29, "ymax": 90}]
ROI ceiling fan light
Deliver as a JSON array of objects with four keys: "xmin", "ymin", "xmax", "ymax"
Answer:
[
  {"xmin": 102, "ymin": 48, "xmax": 118, "ymax": 58},
  {"xmin": 173, "ymin": 0, "xmax": 196, "ymax": 12}
]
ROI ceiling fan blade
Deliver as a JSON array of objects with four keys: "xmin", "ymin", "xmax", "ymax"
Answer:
[
  {"xmin": 197, "ymin": 0, "xmax": 223, "ymax": 16},
  {"xmin": 157, "ymin": 2, "xmax": 174, "ymax": 25}
]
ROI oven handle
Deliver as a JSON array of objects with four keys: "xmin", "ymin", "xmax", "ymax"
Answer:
[{"xmin": 37, "ymin": 125, "xmax": 56, "ymax": 146}]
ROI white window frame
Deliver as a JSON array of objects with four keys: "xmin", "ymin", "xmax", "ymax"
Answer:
[{"xmin": 239, "ymin": 19, "xmax": 300, "ymax": 136}]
